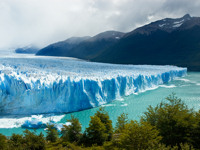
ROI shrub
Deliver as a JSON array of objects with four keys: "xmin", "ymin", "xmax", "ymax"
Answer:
[
  {"xmin": 115, "ymin": 113, "xmax": 128, "ymax": 133},
  {"xmin": 46, "ymin": 124, "xmax": 59, "ymax": 143},
  {"xmin": 61, "ymin": 115, "xmax": 82, "ymax": 143},
  {"xmin": 95, "ymin": 108, "xmax": 113, "ymax": 141},
  {"xmin": 85, "ymin": 115, "xmax": 108, "ymax": 146},
  {"xmin": 190, "ymin": 110, "xmax": 200, "ymax": 149},
  {"xmin": 142, "ymin": 93, "xmax": 196, "ymax": 148},
  {"xmin": 115, "ymin": 121, "xmax": 161, "ymax": 150},
  {"xmin": 23, "ymin": 129, "xmax": 46, "ymax": 150},
  {"xmin": 0, "ymin": 133, "xmax": 7, "ymax": 150},
  {"xmin": 8, "ymin": 133, "xmax": 24, "ymax": 149}
]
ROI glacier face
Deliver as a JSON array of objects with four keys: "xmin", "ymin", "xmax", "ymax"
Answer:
[{"xmin": 0, "ymin": 54, "xmax": 187, "ymax": 115}]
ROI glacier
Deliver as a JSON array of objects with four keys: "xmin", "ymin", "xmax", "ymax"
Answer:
[
  {"xmin": 21, "ymin": 117, "xmax": 71, "ymax": 130},
  {"xmin": 0, "ymin": 53, "xmax": 187, "ymax": 115}
]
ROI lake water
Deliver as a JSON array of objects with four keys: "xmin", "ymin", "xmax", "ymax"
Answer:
[{"xmin": 0, "ymin": 71, "xmax": 200, "ymax": 136}]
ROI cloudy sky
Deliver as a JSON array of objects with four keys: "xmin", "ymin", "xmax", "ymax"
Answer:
[{"xmin": 0, "ymin": 0, "xmax": 200, "ymax": 50}]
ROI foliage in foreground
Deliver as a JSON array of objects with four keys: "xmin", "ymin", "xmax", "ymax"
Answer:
[
  {"xmin": 0, "ymin": 94, "xmax": 200, "ymax": 150},
  {"xmin": 61, "ymin": 115, "xmax": 82, "ymax": 143},
  {"xmin": 142, "ymin": 93, "xmax": 199, "ymax": 149},
  {"xmin": 46, "ymin": 124, "xmax": 59, "ymax": 143},
  {"xmin": 114, "ymin": 121, "xmax": 162, "ymax": 150}
]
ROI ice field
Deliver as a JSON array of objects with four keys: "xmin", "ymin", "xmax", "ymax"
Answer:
[{"xmin": 0, "ymin": 51, "xmax": 187, "ymax": 115}]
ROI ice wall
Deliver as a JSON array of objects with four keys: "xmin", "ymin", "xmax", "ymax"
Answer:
[{"xmin": 0, "ymin": 56, "xmax": 187, "ymax": 115}]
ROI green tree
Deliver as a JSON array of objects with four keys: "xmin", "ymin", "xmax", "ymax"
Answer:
[
  {"xmin": 85, "ymin": 115, "xmax": 108, "ymax": 146},
  {"xmin": 46, "ymin": 124, "xmax": 59, "ymax": 143},
  {"xmin": 115, "ymin": 113, "xmax": 128, "ymax": 133},
  {"xmin": 116, "ymin": 120, "xmax": 161, "ymax": 150},
  {"xmin": 61, "ymin": 115, "xmax": 82, "ymax": 143},
  {"xmin": 190, "ymin": 110, "xmax": 200, "ymax": 149},
  {"xmin": 95, "ymin": 107, "xmax": 113, "ymax": 140},
  {"xmin": 142, "ymin": 93, "xmax": 195, "ymax": 148},
  {"xmin": 8, "ymin": 133, "xmax": 24, "ymax": 149},
  {"xmin": 0, "ymin": 133, "xmax": 7, "ymax": 150},
  {"xmin": 23, "ymin": 129, "xmax": 46, "ymax": 150}
]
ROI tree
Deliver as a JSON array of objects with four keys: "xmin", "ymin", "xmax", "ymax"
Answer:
[
  {"xmin": 61, "ymin": 115, "xmax": 82, "ymax": 143},
  {"xmin": 95, "ymin": 107, "xmax": 113, "ymax": 140},
  {"xmin": 190, "ymin": 110, "xmax": 200, "ymax": 149},
  {"xmin": 81, "ymin": 108, "xmax": 113, "ymax": 146},
  {"xmin": 8, "ymin": 133, "xmax": 25, "ymax": 149},
  {"xmin": 23, "ymin": 129, "xmax": 46, "ymax": 150},
  {"xmin": 46, "ymin": 124, "xmax": 59, "ymax": 143},
  {"xmin": 0, "ymin": 133, "xmax": 7, "ymax": 150},
  {"xmin": 142, "ymin": 93, "xmax": 195, "ymax": 148},
  {"xmin": 116, "ymin": 121, "xmax": 161, "ymax": 150},
  {"xmin": 85, "ymin": 115, "xmax": 108, "ymax": 146},
  {"xmin": 115, "ymin": 113, "xmax": 128, "ymax": 133}
]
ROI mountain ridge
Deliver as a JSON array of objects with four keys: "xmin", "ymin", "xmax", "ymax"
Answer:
[
  {"xmin": 36, "ymin": 30, "xmax": 125, "ymax": 59},
  {"xmin": 36, "ymin": 14, "xmax": 200, "ymax": 71}
]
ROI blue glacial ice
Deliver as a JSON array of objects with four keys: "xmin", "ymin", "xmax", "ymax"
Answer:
[
  {"xmin": 21, "ymin": 118, "xmax": 46, "ymax": 129},
  {"xmin": 21, "ymin": 117, "xmax": 71, "ymax": 130},
  {"xmin": 0, "ymin": 53, "xmax": 187, "ymax": 115}
]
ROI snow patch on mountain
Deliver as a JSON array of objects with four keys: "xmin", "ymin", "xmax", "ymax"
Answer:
[{"xmin": 159, "ymin": 24, "xmax": 166, "ymax": 28}]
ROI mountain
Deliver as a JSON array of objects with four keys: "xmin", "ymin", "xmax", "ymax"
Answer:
[
  {"xmin": 68, "ymin": 31, "xmax": 125, "ymax": 59},
  {"xmin": 127, "ymin": 14, "xmax": 192, "ymax": 35},
  {"xmin": 15, "ymin": 46, "xmax": 39, "ymax": 54},
  {"xmin": 36, "ymin": 14, "xmax": 200, "ymax": 71},
  {"xmin": 92, "ymin": 14, "xmax": 200, "ymax": 71},
  {"xmin": 36, "ymin": 31, "xmax": 125, "ymax": 59},
  {"xmin": 36, "ymin": 36, "xmax": 90, "ymax": 56}
]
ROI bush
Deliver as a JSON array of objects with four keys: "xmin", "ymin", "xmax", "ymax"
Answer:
[
  {"xmin": 61, "ymin": 115, "xmax": 82, "ymax": 143},
  {"xmin": 8, "ymin": 133, "xmax": 25, "ymax": 149},
  {"xmin": 190, "ymin": 110, "xmax": 200, "ymax": 149},
  {"xmin": 46, "ymin": 124, "xmax": 59, "ymax": 143},
  {"xmin": 142, "ymin": 93, "xmax": 196, "ymax": 148},
  {"xmin": 23, "ymin": 129, "xmax": 46, "ymax": 150},
  {"xmin": 115, "ymin": 113, "xmax": 128, "ymax": 133},
  {"xmin": 85, "ymin": 115, "xmax": 108, "ymax": 146},
  {"xmin": 115, "ymin": 121, "xmax": 161, "ymax": 150},
  {"xmin": 0, "ymin": 133, "xmax": 7, "ymax": 150},
  {"xmin": 95, "ymin": 108, "xmax": 113, "ymax": 141}
]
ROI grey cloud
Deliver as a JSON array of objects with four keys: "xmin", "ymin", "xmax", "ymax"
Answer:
[{"xmin": 0, "ymin": 0, "xmax": 200, "ymax": 50}]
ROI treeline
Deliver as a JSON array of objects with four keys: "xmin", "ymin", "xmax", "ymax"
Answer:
[{"xmin": 0, "ymin": 93, "xmax": 200, "ymax": 150}]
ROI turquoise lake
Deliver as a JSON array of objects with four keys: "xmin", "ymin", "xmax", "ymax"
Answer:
[{"xmin": 0, "ymin": 72, "xmax": 200, "ymax": 136}]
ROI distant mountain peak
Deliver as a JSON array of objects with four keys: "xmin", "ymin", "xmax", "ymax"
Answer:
[
  {"xmin": 182, "ymin": 14, "xmax": 191, "ymax": 19},
  {"xmin": 64, "ymin": 36, "xmax": 91, "ymax": 44},
  {"xmin": 127, "ymin": 14, "xmax": 199, "ymax": 36},
  {"xmin": 15, "ymin": 45, "xmax": 39, "ymax": 54},
  {"xmin": 88, "ymin": 30, "xmax": 125, "ymax": 41},
  {"xmin": 156, "ymin": 14, "xmax": 192, "ymax": 28}
]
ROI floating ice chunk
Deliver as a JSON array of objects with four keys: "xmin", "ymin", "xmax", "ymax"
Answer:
[
  {"xmin": 65, "ymin": 122, "xmax": 72, "ymax": 126},
  {"xmin": 54, "ymin": 122, "xmax": 71, "ymax": 132},
  {"xmin": 175, "ymin": 78, "xmax": 190, "ymax": 82},
  {"xmin": 21, "ymin": 118, "xmax": 46, "ymax": 129},
  {"xmin": 159, "ymin": 84, "xmax": 176, "ymax": 88},
  {"xmin": 121, "ymin": 103, "xmax": 128, "ymax": 107},
  {"xmin": 44, "ymin": 122, "xmax": 72, "ymax": 132},
  {"xmin": 0, "ymin": 114, "xmax": 65, "ymax": 129}
]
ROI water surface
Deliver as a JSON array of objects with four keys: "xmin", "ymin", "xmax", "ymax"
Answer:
[{"xmin": 0, "ymin": 72, "xmax": 199, "ymax": 136}]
